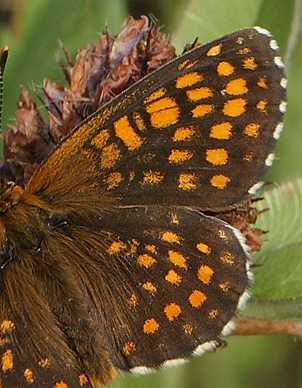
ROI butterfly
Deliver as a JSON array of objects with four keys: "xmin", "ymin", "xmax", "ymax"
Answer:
[{"xmin": 0, "ymin": 25, "xmax": 286, "ymax": 387}]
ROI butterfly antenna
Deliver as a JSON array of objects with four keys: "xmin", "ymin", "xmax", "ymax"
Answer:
[{"xmin": 0, "ymin": 46, "xmax": 9, "ymax": 137}]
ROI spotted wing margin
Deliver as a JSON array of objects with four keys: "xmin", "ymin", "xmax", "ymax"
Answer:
[
  {"xmin": 27, "ymin": 28, "xmax": 286, "ymax": 211},
  {"xmin": 42, "ymin": 205, "xmax": 251, "ymax": 370}
]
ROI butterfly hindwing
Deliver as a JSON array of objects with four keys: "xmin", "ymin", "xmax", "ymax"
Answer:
[
  {"xmin": 0, "ymin": 203, "xmax": 250, "ymax": 384},
  {"xmin": 43, "ymin": 205, "xmax": 251, "ymax": 370}
]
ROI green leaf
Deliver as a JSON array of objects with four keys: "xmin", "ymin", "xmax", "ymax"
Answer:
[
  {"xmin": 174, "ymin": 0, "xmax": 263, "ymax": 51},
  {"xmin": 254, "ymin": 0, "xmax": 295, "ymax": 58},
  {"xmin": 252, "ymin": 178, "xmax": 302, "ymax": 302}
]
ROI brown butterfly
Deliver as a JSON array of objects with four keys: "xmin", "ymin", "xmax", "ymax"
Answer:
[{"xmin": 0, "ymin": 25, "xmax": 286, "ymax": 387}]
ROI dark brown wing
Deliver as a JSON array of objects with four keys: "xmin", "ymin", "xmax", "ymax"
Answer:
[
  {"xmin": 27, "ymin": 27, "xmax": 286, "ymax": 211},
  {"xmin": 49, "ymin": 205, "xmax": 251, "ymax": 371}
]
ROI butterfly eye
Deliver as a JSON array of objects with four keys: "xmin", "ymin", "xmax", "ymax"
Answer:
[
  {"xmin": 47, "ymin": 213, "xmax": 68, "ymax": 229},
  {"xmin": 0, "ymin": 251, "xmax": 12, "ymax": 269}
]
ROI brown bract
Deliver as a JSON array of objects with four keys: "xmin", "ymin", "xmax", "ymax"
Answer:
[
  {"xmin": 207, "ymin": 199, "xmax": 265, "ymax": 253},
  {"xmin": 3, "ymin": 16, "xmax": 176, "ymax": 184}
]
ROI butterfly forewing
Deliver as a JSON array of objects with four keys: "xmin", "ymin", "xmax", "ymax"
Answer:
[
  {"xmin": 0, "ymin": 26, "xmax": 286, "ymax": 387},
  {"xmin": 29, "ymin": 27, "xmax": 286, "ymax": 211}
]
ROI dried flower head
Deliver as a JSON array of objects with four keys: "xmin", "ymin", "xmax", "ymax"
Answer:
[{"xmin": 3, "ymin": 16, "xmax": 176, "ymax": 184}]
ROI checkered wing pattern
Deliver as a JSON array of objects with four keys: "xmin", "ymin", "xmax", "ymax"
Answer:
[{"xmin": 0, "ymin": 27, "xmax": 286, "ymax": 387}]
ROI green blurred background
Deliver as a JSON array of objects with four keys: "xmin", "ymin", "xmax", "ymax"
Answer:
[{"xmin": 0, "ymin": 0, "xmax": 301, "ymax": 387}]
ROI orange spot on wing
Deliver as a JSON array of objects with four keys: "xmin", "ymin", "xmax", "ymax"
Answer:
[
  {"xmin": 210, "ymin": 122, "xmax": 232, "ymax": 139},
  {"xmin": 79, "ymin": 374, "xmax": 89, "ymax": 386},
  {"xmin": 197, "ymin": 242, "xmax": 211, "ymax": 254},
  {"xmin": 143, "ymin": 318, "xmax": 159, "ymax": 334},
  {"xmin": 106, "ymin": 172, "xmax": 123, "ymax": 189},
  {"xmin": 164, "ymin": 303, "xmax": 182, "ymax": 321},
  {"xmin": 142, "ymin": 171, "xmax": 164, "ymax": 185},
  {"xmin": 244, "ymin": 123, "xmax": 260, "ymax": 137},
  {"xmin": 206, "ymin": 148, "xmax": 228, "ymax": 166},
  {"xmin": 0, "ymin": 320, "xmax": 15, "ymax": 334},
  {"xmin": 173, "ymin": 127, "xmax": 195, "ymax": 141},
  {"xmin": 243, "ymin": 57, "xmax": 257, "ymax": 70},
  {"xmin": 132, "ymin": 112, "xmax": 146, "ymax": 131},
  {"xmin": 257, "ymin": 99, "xmax": 268, "ymax": 113},
  {"xmin": 142, "ymin": 282, "xmax": 157, "ymax": 295},
  {"xmin": 114, "ymin": 116, "xmax": 143, "ymax": 151},
  {"xmin": 162, "ymin": 231, "xmax": 181, "ymax": 244},
  {"xmin": 223, "ymin": 98, "xmax": 246, "ymax": 117},
  {"xmin": 207, "ymin": 44, "xmax": 222, "ymax": 56},
  {"xmin": 0, "ymin": 337, "xmax": 9, "ymax": 346},
  {"xmin": 257, "ymin": 77, "xmax": 268, "ymax": 89},
  {"xmin": 187, "ymin": 87, "xmax": 213, "ymax": 101},
  {"xmin": 108, "ymin": 241, "xmax": 127, "ymax": 255},
  {"xmin": 165, "ymin": 270, "xmax": 182, "ymax": 285},
  {"xmin": 2, "ymin": 349, "xmax": 13, "ymax": 371},
  {"xmin": 189, "ymin": 290, "xmax": 207, "ymax": 308},
  {"xmin": 145, "ymin": 244, "xmax": 158, "ymax": 254},
  {"xmin": 217, "ymin": 61, "xmax": 235, "ymax": 76},
  {"xmin": 54, "ymin": 383, "xmax": 68, "ymax": 388},
  {"xmin": 176, "ymin": 72, "xmax": 203, "ymax": 88},
  {"xmin": 128, "ymin": 293, "xmax": 138, "ymax": 306},
  {"xmin": 198, "ymin": 265, "xmax": 214, "ymax": 284},
  {"xmin": 210, "ymin": 174, "xmax": 230, "ymax": 189},
  {"xmin": 129, "ymin": 239, "xmax": 139, "ymax": 255},
  {"xmin": 168, "ymin": 250, "xmax": 188, "ymax": 269},
  {"xmin": 179, "ymin": 173, "xmax": 197, "ymax": 191},
  {"xmin": 169, "ymin": 149, "xmax": 193, "ymax": 164},
  {"xmin": 192, "ymin": 104, "xmax": 214, "ymax": 118},
  {"xmin": 146, "ymin": 97, "xmax": 180, "ymax": 128},
  {"xmin": 138, "ymin": 254, "xmax": 157, "ymax": 268},
  {"xmin": 225, "ymin": 78, "xmax": 248, "ymax": 95},
  {"xmin": 24, "ymin": 368, "xmax": 35, "ymax": 383},
  {"xmin": 123, "ymin": 342, "xmax": 137, "ymax": 356}
]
